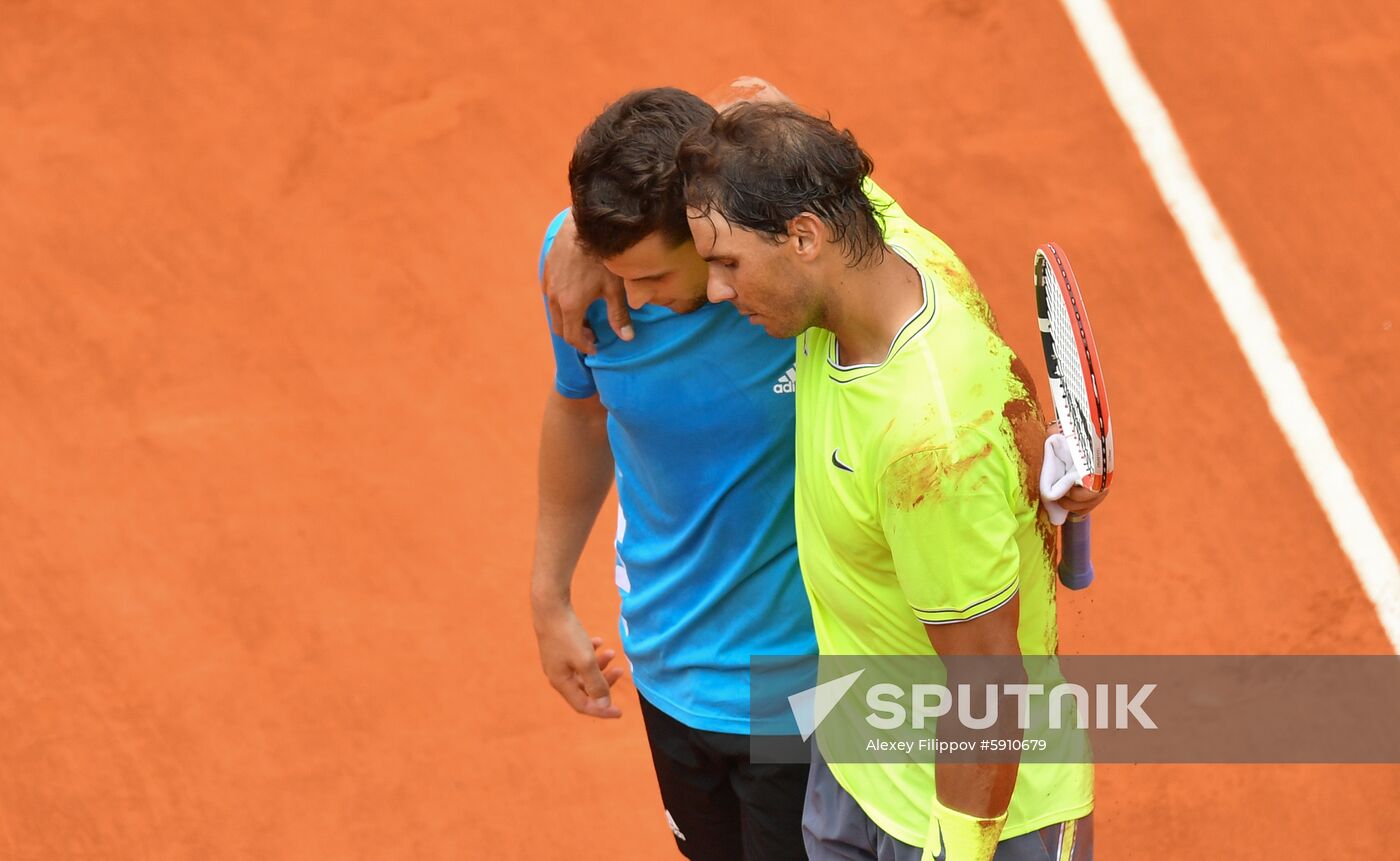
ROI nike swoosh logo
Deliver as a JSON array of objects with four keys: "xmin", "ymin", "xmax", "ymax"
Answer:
[
  {"xmin": 930, "ymin": 821, "xmax": 946, "ymax": 861},
  {"xmin": 831, "ymin": 449, "xmax": 854, "ymax": 473}
]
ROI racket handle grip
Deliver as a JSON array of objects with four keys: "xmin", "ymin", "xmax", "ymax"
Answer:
[{"xmin": 1058, "ymin": 516, "xmax": 1095, "ymax": 590}]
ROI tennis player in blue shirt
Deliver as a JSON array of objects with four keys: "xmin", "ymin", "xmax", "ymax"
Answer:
[{"xmin": 531, "ymin": 83, "xmax": 814, "ymax": 861}]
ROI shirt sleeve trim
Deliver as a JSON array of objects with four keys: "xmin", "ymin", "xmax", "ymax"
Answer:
[
  {"xmin": 554, "ymin": 380, "xmax": 597, "ymax": 399},
  {"xmin": 911, "ymin": 577, "xmax": 1019, "ymax": 625}
]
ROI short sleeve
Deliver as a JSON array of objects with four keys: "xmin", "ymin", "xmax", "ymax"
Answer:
[
  {"xmin": 538, "ymin": 209, "xmax": 597, "ymax": 399},
  {"xmin": 877, "ymin": 431, "xmax": 1021, "ymax": 625}
]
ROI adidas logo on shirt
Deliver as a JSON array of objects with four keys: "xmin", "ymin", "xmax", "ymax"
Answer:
[{"xmin": 773, "ymin": 367, "xmax": 796, "ymax": 394}]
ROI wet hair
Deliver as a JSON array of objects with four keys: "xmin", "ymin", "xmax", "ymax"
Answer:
[
  {"xmin": 568, "ymin": 87, "xmax": 717, "ymax": 258},
  {"xmin": 676, "ymin": 102, "xmax": 885, "ymax": 267}
]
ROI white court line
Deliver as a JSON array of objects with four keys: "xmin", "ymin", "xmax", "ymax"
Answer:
[{"xmin": 1060, "ymin": 0, "xmax": 1400, "ymax": 653}]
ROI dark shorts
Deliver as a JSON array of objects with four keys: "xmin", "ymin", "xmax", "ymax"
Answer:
[
  {"xmin": 803, "ymin": 743, "xmax": 1093, "ymax": 861},
  {"xmin": 639, "ymin": 694, "xmax": 809, "ymax": 861}
]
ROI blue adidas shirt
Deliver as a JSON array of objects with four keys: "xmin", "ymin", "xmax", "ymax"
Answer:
[{"xmin": 538, "ymin": 210, "xmax": 816, "ymax": 734}]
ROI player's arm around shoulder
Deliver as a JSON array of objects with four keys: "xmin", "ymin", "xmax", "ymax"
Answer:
[{"xmin": 541, "ymin": 212, "xmax": 634, "ymax": 354}]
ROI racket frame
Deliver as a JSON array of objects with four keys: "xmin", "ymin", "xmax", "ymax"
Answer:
[{"xmin": 1035, "ymin": 242, "xmax": 1114, "ymax": 492}]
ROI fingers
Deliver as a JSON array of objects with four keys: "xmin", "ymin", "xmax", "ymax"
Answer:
[
  {"xmin": 708, "ymin": 76, "xmax": 792, "ymax": 110},
  {"xmin": 578, "ymin": 660, "xmax": 621, "ymax": 718},
  {"xmin": 564, "ymin": 314, "xmax": 598, "ymax": 355},
  {"xmin": 1060, "ymin": 484, "xmax": 1110, "ymax": 515},
  {"xmin": 705, "ymin": 77, "xmax": 756, "ymax": 110},
  {"xmin": 743, "ymin": 77, "xmax": 792, "ymax": 104},
  {"xmin": 593, "ymin": 641, "xmax": 624, "ymax": 685},
  {"xmin": 602, "ymin": 277, "xmax": 634, "ymax": 341},
  {"xmin": 551, "ymin": 674, "xmax": 597, "ymax": 714},
  {"xmin": 546, "ymin": 291, "xmax": 600, "ymax": 354},
  {"xmin": 544, "ymin": 268, "xmax": 599, "ymax": 355},
  {"xmin": 542, "ymin": 248, "xmax": 566, "ymax": 338},
  {"xmin": 596, "ymin": 647, "xmax": 618, "ymax": 672},
  {"xmin": 548, "ymin": 665, "xmax": 623, "ymax": 719},
  {"xmin": 550, "ymin": 291, "xmax": 595, "ymax": 354},
  {"xmin": 547, "ymin": 294, "xmax": 565, "ymax": 338},
  {"xmin": 545, "ymin": 638, "xmax": 625, "ymax": 719}
]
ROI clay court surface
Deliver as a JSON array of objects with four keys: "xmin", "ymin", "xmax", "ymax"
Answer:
[{"xmin": 2, "ymin": 0, "xmax": 1398, "ymax": 857}]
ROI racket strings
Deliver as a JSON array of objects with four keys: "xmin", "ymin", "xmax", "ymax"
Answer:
[{"xmin": 1044, "ymin": 268, "xmax": 1100, "ymax": 474}]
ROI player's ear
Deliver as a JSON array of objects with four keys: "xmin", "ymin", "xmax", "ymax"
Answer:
[{"xmin": 788, "ymin": 212, "xmax": 823, "ymax": 261}]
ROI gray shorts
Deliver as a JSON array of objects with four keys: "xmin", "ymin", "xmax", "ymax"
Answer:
[{"xmin": 802, "ymin": 745, "xmax": 1092, "ymax": 861}]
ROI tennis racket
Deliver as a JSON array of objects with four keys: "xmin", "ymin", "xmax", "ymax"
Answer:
[{"xmin": 1034, "ymin": 243, "xmax": 1114, "ymax": 589}]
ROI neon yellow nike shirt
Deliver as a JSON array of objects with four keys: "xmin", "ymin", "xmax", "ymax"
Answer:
[{"xmin": 793, "ymin": 181, "xmax": 1094, "ymax": 844}]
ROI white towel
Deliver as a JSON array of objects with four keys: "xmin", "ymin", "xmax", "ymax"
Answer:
[{"xmin": 1039, "ymin": 433, "xmax": 1085, "ymax": 526}]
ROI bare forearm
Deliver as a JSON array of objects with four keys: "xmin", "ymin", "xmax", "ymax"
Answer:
[
  {"xmin": 931, "ymin": 673, "xmax": 1022, "ymax": 819},
  {"xmin": 924, "ymin": 595, "xmax": 1025, "ymax": 820},
  {"xmin": 531, "ymin": 391, "xmax": 613, "ymax": 613}
]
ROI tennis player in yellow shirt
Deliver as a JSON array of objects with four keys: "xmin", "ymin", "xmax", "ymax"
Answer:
[{"xmin": 677, "ymin": 103, "xmax": 1094, "ymax": 860}]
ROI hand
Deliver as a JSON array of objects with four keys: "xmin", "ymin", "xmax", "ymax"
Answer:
[
  {"xmin": 1043, "ymin": 421, "xmax": 1110, "ymax": 517},
  {"xmin": 532, "ymin": 604, "xmax": 625, "ymax": 718},
  {"xmin": 707, "ymin": 76, "xmax": 793, "ymax": 112},
  {"xmin": 542, "ymin": 214, "xmax": 633, "ymax": 354},
  {"xmin": 1058, "ymin": 483, "xmax": 1108, "ymax": 517}
]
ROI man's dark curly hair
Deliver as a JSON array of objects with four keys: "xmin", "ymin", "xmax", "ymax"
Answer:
[
  {"xmin": 677, "ymin": 102, "xmax": 885, "ymax": 267},
  {"xmin": 568, "ymin": 87, "xmax": 717, "ymax": 259}
]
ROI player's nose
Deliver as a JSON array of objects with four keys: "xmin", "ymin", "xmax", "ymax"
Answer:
[
  {"xmin": 625, "ymin": 283, "xmax": 650, "ymax": 310},
  {"xmin": 706, "ymin": 274, "xmax": 736, "ymax": 304}
]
